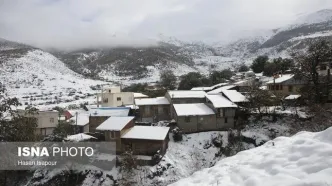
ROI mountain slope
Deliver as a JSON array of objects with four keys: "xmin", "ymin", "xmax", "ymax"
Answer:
[
  {"xmin": 217, "ymin": 9, "xmax": 332, "ymax": 60},
  {"xmin": 52, "ymin": 40, "xmax": 236, "ymax": 84},
  {"xmin": 171, "ymin": 127, "xmax": 332, "ymax": 186},
  {"xmin": 0, "ymin": 39, "xmax": 107, "ymax": 107}
]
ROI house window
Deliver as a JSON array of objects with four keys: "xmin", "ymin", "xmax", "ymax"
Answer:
[
  {"xmin": 320, "ymin": 65, "xmax": 327, "ymax": 70},
  {"xmin": 109, "ymin": 90, "xmax": 111, "ymax": 93},
  {"xmin": 110, "ymin": 131, "xmax": 115, "ymax": 138},
  {"xmin": 289, "ymin": 85, "xmax": 293, "ymax": 92},
  {"xmin": 224, "ymin": 118, "xmax": 228, "ymax": 123},
  {"xmin": 50, "ymin": 118, "xmax": 54, "ymax": 123},
  {"xmin": 185, "ymin": 116, "xmax": 191, "ymax": 123},
  {"xmin": 103, "ymin": 98, "xmax": 108, "ymax": 103},
  {"xmin": 280, "ymin": 85, "xmax": 283, "ymax": 90},
  {"xmin": 117, "ymin": 97, "xmax": 121, "ymax": 101},
  {"xmin": 276, "ymin": 85, "xmax": 279, "ymax": 90},
  {"xmin": 222, "ymin": 109, "xmax": 226, "ymax": 117}
]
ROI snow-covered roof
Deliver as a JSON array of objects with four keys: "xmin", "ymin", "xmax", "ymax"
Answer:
[
  {"xmin": 211, "ymin": 83, "xmax": 229, "ymax": 89},
  {"xmin": 206, "ymin": 94, "xmax": 237, "ymax": 108},
  {"xmin": 68, "ymin": 114, "xmax": 89, "ymax": 126},
  {"xmin": 285, "ymin": 95, "xmax": 301, "ymax": 100},
  {"xmin": 191, "ymin": 87, "xmax": 213, "ymax": 91},
  {"xmin": 89, "ymin": 107, "xmax": 129, "ymax": 117},
  {"xmin": 134, "ymin": 92, "xmax": 149, "ymax": 98},
  {"xmin": 170, "ymin": 126, "xmax": 332, "ymax": 186},
  {"xmin": 222, "ymin": 90, "xmax": 248, "ymax": 103},
  {"xmin": 125, "ymin": 105, "xmax": 139, "ymax": 109},
  {"xmin": 173, "ymin": 103, "xmax": 215, "ymax": 116},
  {"xmin": 67, "ymin": 109, "xmax": 88, "ymax": 117},
  {"xmin": 191, "ymin": 83, "xmax": 229, "ymax": 91},
  {"xmin": 66, "ymin": 133, "xmax": 97, "ymax": 142},
  {"xmin": 121, "ymin": 126, "xmax": 170, "ymax": 140},
  {"xmin": 266, "ymin": 74, "xmax": 294, "ymax": 84},
  {"xmin": 135, "ymin": 97, "xmax": 170, "ymax": 106},
  {"xmin": 168, "ymin": 90, "xmax": 206, "ymax": 98},
  {"xmin": 96, "ymin": 116, "xmax": 134, "ymax": 131},
  {"xmin": 207, "ymin": 85, "xmax": 236, "ymax": 94},
  {"xmin": 85, "ymin": 105, "xmax": 98, "ymax": 110}
]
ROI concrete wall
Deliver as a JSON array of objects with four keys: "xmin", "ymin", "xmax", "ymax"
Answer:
[
  {"xmin": 216, "ymin": 117, "xmax": 235, "ymax": 129},
  {"xmin": 205, "ymin": 103, "xmax": 236, "ymax": 129},
  {"xmin": 36, "ymin": 111, "xmax": 59, "ymax": 128},
  {"xmin": 175, "ymin": 115, "xmax": 216, "ymax": 133},
  {"xmin": 18, "ymin": 110, "xmax": 58, "ymax": 136},
  {"xmin": 97, "ymin": 92, "xmax": 134, "ymax": 107},
  {"xmin": 121, "ymin": 138, "xmax": 169, "ymax": 156},
  {"xmin": 89, "ymin": 116, "xmax": 109, "ymax": 133},
  {"xmin": 138, "ymin": 105, "xmax": 171, "ymax": 122},
  {"xmin": 102, "ymin": 120, "xmax": 135, "ymax": 152},
  {"xmin": 267, "ymin": 84, "xmax": 303, "ymax": 96},
  {"xmin": 77, "ymin": 124, "xmax": 89, "ymax": 133},
  {"xmin": 35, "ymin": 127, "xmax": 54, "ymax": 136}
]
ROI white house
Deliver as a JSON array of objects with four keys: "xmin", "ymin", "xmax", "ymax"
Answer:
[{"xmin": 96, "ymin": 86, "xmax": 134, "ymax": 107}]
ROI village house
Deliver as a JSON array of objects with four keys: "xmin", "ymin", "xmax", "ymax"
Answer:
[
  {"xmin": 135, "ymin": 97, "xmax": 171, "ymax": 122},
  {"xmin": 17, "ymin": 109, "xmax": 59, "ymax": 136},
  {"xmin": 266, "ymin": 74, "xmax": 305, "ymax": 97},
  {"xmin": 233, "ymin": 78, "xmax": 256, "ymax": 92},
  {"xmin": 96, "ymin": 116, "xmax": 135, "ymax": 152},
  {"xmin": 317, "ymin": 61, "xmax": 332, "ymax": 76},
  {"xmin": 95, "ymin": 116, "xmax": 170, "ymax": 156},
  {"xmin": 89, "ymin": 107, "xmax": 130, "ymax": 133},
  {"xmin": 172, "ymin": 103, "xmax": 216, "ymax": 133},
  {"xmin": 284, "ymin": 94, "xmax": 303, "ymax": 106},
  {"xmin": 221, "ymin": 90, "xmax": 249, "ymax": 106},
  {"xmin": 205, "ymin": 94, "xmax": 237, "ymax": 129},
  {"xmin": 134, "ymin": 92, "xmax": 149, "ymax": 99},
  {"xmin": 165, "ymin": 90, "xmax": 206, "ymax": 104},
  {"xmin": 96, "ymin": 86, "xmax": 134, "ymax": 107},
  {"xmin": 121, "ymin": 126, "xmax": 170, "ymax": 155},
  {"xmin": 68, "ymin": 113, "xmax": 90, "ymax": 133}
]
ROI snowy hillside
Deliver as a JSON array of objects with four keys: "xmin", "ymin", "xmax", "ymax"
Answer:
[
  {"xmin": 294, "ymin": 9, "xmax": 332, "ymax": 26},
  {"xmin": 217, "ymin": 9, "xmax": 332, "ymax": 60},
  {"xmin": 53, "ymin": 40, "xmax": 237, "ymax": 85},
  {"xmin": 0, "ymin": 49, "xmax": 108, "ymax": 108},
  {"xmin": 171, "ymin": 127, "xmax": 332, "ymax": 186}
]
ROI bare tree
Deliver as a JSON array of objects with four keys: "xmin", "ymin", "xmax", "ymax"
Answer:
[{"xmin": 292, "ymin": 39, "xmax": 332, "ymax": 104}]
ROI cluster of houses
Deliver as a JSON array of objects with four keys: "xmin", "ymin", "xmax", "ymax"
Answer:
[{"xmin": 18, "ymin": 66, "xmax": 331, "ymax": 158}]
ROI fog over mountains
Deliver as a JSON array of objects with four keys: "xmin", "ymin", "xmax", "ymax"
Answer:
[{"xmin": 1, "ymin": 9, "xmax": 332, "ymax": 90}]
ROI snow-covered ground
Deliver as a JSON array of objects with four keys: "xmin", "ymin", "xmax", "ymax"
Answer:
[
  {"xmin": 99, "ymin": 55, "xmax": 238, "ymax": 85},
  {"xmin": 0, "ymin": 49, "xmax": 109, "ymax": 108},
  {"xmin": 171, "ymin": 127, "xmax": 332, "ymax": 186}
]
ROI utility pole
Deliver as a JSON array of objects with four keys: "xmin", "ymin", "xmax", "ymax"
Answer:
[
  {"xmin": 100, "ymin": 84, "xmax": 103, "ymax": 108},
  {"xmin": 75, "ymin": 112, "xmax": 78, "ymax": 134}
]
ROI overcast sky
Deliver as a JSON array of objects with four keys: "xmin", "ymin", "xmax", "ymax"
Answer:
[{"xmin": 1, "ymin": 0, "xmax": 332, "ymax": 50}]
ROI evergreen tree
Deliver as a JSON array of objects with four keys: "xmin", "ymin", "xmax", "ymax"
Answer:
[
  {"xmin": 178, "ymin": 72, "xmax": 205, "ymax": 90},
  {"xmin": 251, "ymin": 55, "xmax": 269, "ymax": 73},
  {"xmin": 159, "ymin": 70, "xmax": 177, "ymax": 90},
  {"xmin": 238, "ymin": 64, "xmax": 250, "ymax": 72}
]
